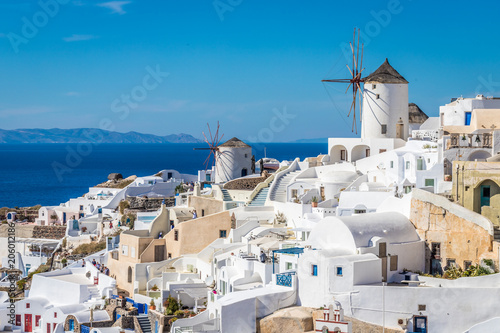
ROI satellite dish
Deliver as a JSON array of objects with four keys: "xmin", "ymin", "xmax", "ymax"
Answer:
[{"xmin": 205, "ymin": 276, "xmax": 214, "ymax": 286}]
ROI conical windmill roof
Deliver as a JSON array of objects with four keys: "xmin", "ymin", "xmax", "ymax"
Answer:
[
  {"xmin": 218, "ymin": 137, "xmax": 251, "ymax": 148},
  {"xmin": 364, "ymin": 58, "xmax": 408, "ymax": 84},
  {"xmin": 408, "ymin": 103, "xmax": 428, "ymax": 124}
]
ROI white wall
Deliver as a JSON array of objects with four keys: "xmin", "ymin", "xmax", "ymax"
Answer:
[{"xmin": 362, "ymin": 83, "xmax": 409, "ymax": 140}]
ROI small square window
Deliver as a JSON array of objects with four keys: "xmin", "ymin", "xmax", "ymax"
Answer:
[
  {"xmin": 425, "ymin": 179, "xmax": 435, "ymax": 187},
  {"xmin": 54, "ymin": 312, "xmax": 57, "ymax": 318},
  {"xmin": 418, "ymin": 304, "xmax": 426, "ymax": 311},
  {"xmin": 406, "ymin": 161, "xmax": 410, "ymax": 170},
  {"xmin": 464, "ymin": 260, "xmax": 472, "ymax": 270},
  {"xmin": 376, "ymin": 94, "xmax": 380, "ymax": 99},
  {"xmin": 26, "ymin": 303, "xmax": 30, "ymax": 309},
  {"xmin": 79, "ymin": 205, "xmax": 84, "ymax": 211},
  {"xmin": 312, "ymin": 264, "xmax": 318, "ymax": 276},
  {"xmin": 174, "ymin": 230, "xmax": 179, "ymax": 241},
  {"xmin": 336, "ymin": 266, "xmax": 343, "ymax": 276},
  {"xmin": 219, "ymin": 230, "xmax": 227, "ymax": 238},
  {"xmin": 373, "ymin": 84, "xmax": 377, "ymax": 89},
  {"xmin": 390, "ymin": 161, "xmax": 394, "ymax": 168},
  {"xmin": 381, "ymin": 124, "xmax": 387, "ymax": 134}
]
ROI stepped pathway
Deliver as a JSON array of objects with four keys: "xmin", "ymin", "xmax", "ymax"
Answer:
[
  {"xmin": 270, "ymin": 171, "xmax": 301, "ymax": 203},
  {"xmin": 86, "ymin": 286, "xmax": 100, "ymax": 301},
  {"xmin": 137, "ymin": 314, "xmax": 152, "ymax": 333},
  {"xmin": 248, "ymin": 187, "xmax": 270, "ymax": 207},
  {"xmin": 221, "ymin": 188, "xmax": 233, "ymax": 201}
]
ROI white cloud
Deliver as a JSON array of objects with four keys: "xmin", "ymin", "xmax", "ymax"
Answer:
[
  {"xmin": 62, "ymin": 34, "xmax": 97, "ymax": 42},
  {"xmin": 97, "ymin": 1, "xmax": 131, "ymax": 15}
]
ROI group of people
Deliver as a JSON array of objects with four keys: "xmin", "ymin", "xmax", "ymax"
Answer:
[{"xmin": 88, "ymin": 258, "xmax": 110, "ymax": 276}]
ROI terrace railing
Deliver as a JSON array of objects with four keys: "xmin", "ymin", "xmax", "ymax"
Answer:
[
  {"xmin": 448, "ymin": 133, "xmax": 492, "ymax": 149},
  {"xmin": 276, "ymin": 272, "xmax": 295, "ymax": 287}
]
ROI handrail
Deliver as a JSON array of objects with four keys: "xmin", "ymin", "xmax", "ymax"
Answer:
[{"xmin": 266, "ymin": 158, "xmax": 300, "ymax": 204}]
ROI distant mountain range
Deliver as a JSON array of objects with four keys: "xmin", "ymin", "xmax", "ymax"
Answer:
[{"xmin": 0, "ymin": 128, "xmax": 203, "ymax": 144}]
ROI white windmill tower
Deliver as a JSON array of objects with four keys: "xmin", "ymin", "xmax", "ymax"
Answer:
[
  {"xmin": 322, "ymin": 29, "xmax": 409, "ymax": 141},
  {"xmin": 361, "ymin": 58, "xmax": 409, "ymax": 140}
]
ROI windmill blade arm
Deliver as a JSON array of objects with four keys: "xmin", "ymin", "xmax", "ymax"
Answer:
[{"xmin": 321, "ymin": 79, "xmax": 352, "ymax": 83}]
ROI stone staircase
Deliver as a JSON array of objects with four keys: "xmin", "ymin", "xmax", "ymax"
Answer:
[
  {"xmin": 137, "ymin": 314, "xmax": 152, "ymax": 333},
  {"xmin": 270, "ymin": 171, "xmax": 301, "ymax": 203},
  {"xmin": 87, "ymin": 286, "xmax": 100, "ymax": 301},
  {"xmin": 248, "ymin": 187, "xmax": 270, "ymax": 207},
  {"xmin": 221, "ymin": 188, "xmax": 232, "ymax": 201}
]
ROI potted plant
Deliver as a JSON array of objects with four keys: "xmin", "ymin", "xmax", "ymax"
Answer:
[
  {"xmin": 311, "ymin": 196, "xmax": 318, "ymax": 208},
  {"xmin": 149, "ymin": 299, "xmax": 156, "ymax": 310},
  {"xmin": 151, "ymin": 284, "xmax": 159, "ymax": 291}
]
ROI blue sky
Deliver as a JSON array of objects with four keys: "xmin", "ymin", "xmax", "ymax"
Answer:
[{"xmin": 1, "ymin": 0, "xmax": 500, "ymax": 142}]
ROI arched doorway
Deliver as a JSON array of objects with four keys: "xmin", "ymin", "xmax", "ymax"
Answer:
[
  {"xmin": 241, "ymin": 168, "xmax": 248, "ymax": 177},
  {"xmin": 330, "ymin": 145, "xmax": 348, "ymax": 163},
  {"xmin": 351, "ymin": 144, "xmax": 371, "ymax": 162},
  {"xmin": 474, "ymin": 179, "xmax": 500, "ymax": 213}
]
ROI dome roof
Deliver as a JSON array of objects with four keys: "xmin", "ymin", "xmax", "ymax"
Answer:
[{"xmin": 305, "ymin": 212, "xmax": 419, "ymax": 251}]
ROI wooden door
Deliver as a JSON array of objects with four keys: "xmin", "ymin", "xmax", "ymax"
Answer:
[
  {"xmin": 379, "ymin": 242, "xmax": 387, "ymax": 257},
  {"xmin": 396, "ymin": 123, "xmax": 404, "ymax": 139},
  {"xmin": 481, "ymin": 185, "xmax": 491, "ymax": 207},
  {"xmin": 25, "ymin": 314, "xmax": 32, "ymax": 332},
  {"xmin": 154, "ymin": 245, "xmax": 165, "ymax": 261}
]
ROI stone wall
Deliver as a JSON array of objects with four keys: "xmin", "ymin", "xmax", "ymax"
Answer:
[
  {"xmin": 64, "ymin": 315, "xmax": 114, "ymax": 333},
  {"xmin": 257, "ymin": 307, "xmax": 403, "ymax": 333},
  {"xmin": 148, "ymin": 309, "xmax": 175, "ymax": 332},
  {"xmin": 112, "ymin": 315, "xmax": 135, "ymax": 330},
  {"xmin": 410, "ymin": 189, "xmax": 498, "ymax": 273},
  {"xmin": 224, "ymin": 176, "xmax": 267, "ymax": 190},
  {"xmin": 32, "ymin": 225, "xmax": 66, "ymax": 239},
  {"xmin": 127, "ymin": 197, "xmax": 175, "ymax": 210}
]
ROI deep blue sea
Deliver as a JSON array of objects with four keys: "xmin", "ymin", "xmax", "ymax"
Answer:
[{"xmin": 0, "ymin": 143, "xmax": 327, "ymax": 208}]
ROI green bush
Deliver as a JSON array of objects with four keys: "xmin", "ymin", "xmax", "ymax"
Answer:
[
  {"xmin": 163, "ymin": 295, "xmax": 181, "ymax": 315},
  {"xmin": 174, "ymin": 310, "xmax": 185, "ymax": 318},
  {"xmin": 118, "ymin": 200, "xmax": 130, "ymax": 215},
  {"xmin": 483, "ymin": 259, "xmax": 494, "ymax": 268},
  {"xmin": 72, "ymin": 241, "xmax": 106, "ymax": 255},
  {"xmin": 16, "ymin": 279, "xmax": 26, "ymax": 289}
]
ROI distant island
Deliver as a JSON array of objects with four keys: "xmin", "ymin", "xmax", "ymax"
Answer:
[{"xmin": 0, "ymin": 128, "xmax": 203, "ymax": 144}]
